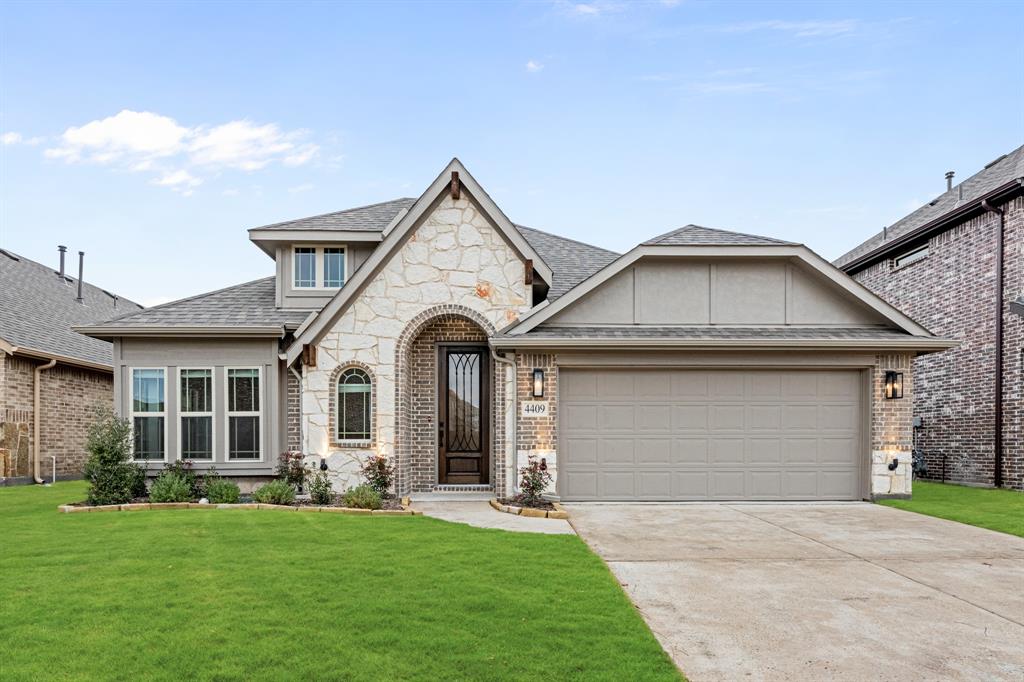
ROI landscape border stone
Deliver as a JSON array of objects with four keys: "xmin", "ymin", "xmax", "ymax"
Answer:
[
  {"xmin": 488, "ymin": 498, "xmax": 569, "ymax": 520},
  {"xmin": 58, "ymin": 502, "xmax": 423, "ymax": 516}
]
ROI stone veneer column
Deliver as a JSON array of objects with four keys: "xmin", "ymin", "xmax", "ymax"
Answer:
[{"xmin": 871, "ymin": 353, "xmax": 914, "ymax": 498}]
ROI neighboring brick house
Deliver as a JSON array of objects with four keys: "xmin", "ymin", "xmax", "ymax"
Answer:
[
  {"xmin": 0, "ymin": 248, "xmax": 141, "ymax": 483},
  {"xmin": 79, "ymin": 159, "xmax": 952, "ymax": 501},
  {"xmin": 835, "ymin": 144, "xmax": 1023, "ymax": 491}
]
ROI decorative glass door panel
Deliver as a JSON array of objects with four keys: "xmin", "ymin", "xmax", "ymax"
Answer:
[{"xmin": 438, "ymin": 346, "xmax": 489, "ymax": 484}]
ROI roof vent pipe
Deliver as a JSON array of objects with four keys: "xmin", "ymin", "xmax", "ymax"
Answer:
[
  {"xmin": 76, "ymin": 251, "xmax": 84, "ymax": 303},
  {"xmin": 945, "ymin": 171, "xmax": 955, "ymax": 191},
  {"xmin": 58, "ymin": 245, "xmax": 67, "ymax": 279}
]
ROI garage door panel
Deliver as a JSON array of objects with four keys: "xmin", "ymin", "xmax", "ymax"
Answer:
[
  {"xmin": 673, "ymin": 438, "xmax": 709, "ymax": 464},
  {"xmin": 560, "ymin": 369, "xmax": 863, "ymax": 501}
]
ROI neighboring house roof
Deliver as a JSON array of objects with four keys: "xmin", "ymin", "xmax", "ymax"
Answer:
[
  {"xmin": 249, "ymin": 198, "xmax": 416, "ymax": 233},
  {"xmin": 516, "ymin": 225, "xmax": 619, "ymax": 300},
  {"xmin": 75, "ymin": 277, "xmax": 310, "ymax": 338},
  {"xmin": 0, "ymin": 248, "xmax": 141, "ymax": 368},
  {"xmin": 643, "ymin": 224, "xmax": 795, "ymax": 246},
  {"xmin": 835, "ymin": 144, "xmax": 1024, "ymax": 272}
]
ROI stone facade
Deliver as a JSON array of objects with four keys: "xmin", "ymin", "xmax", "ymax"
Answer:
[
  {"xmin": 301, "ymin": 194, "xmax": 530, "ymax": 494},
  {"xmin": 0, "ymin": 354, "xmax": 113, "ymax": 481},
  {"xmin": 851, "ymin": 195, "xmax": 1023, "ymax": 490}
]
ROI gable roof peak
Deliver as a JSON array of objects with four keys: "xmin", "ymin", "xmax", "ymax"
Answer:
[{"xmin": 643, "ymin": 224, "xmax": 797, "ymax": 246}]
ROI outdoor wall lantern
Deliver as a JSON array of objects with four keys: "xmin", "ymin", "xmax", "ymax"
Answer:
[
  {"xmin": 319, "ymin": 458, "xmax": 329, "ymax": 472},
  {"xmin": 884, "ymin": 371, "xmax": 904, "ymax": 399},
  {"xmin": 532, "ymin": 369, "xmax": 545, "ymax": 398}
]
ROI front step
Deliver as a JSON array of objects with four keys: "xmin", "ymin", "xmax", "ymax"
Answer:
[{"xmin": 410, "ymin": 484, "xmax": 495, "ymax": 502}]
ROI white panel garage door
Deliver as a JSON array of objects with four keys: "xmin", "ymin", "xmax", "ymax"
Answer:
[{"xmin": 559, "ymin": 369, "xmax": 864, "ymax": 501}]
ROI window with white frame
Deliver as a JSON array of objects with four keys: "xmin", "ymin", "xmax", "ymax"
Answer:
[
  {"xmin": 336, "ymin": 367, "xmax": 371, "ymax": 443},
  {"xmin": 293, "ymin": 247, "xmax": 316, "ymax": 288},
  {"xmin": 227, "ymin": 368, "xmax": 261, "ymax": 460},
  {"xmin": 131, "ymin": 368, "xmax": 165, "ymax": 460},
  {"xmin": 180, "ymin": 368, "xmax": 213, "ymax": 460},
  {"xmin": 292, "ymin": 246, "xmax": 346, "ymax": 289}
]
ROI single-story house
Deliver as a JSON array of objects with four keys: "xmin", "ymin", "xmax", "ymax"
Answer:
[
  {"xmin": 1, "ymin": 247, "xmax": 141, "ymax": 483},
  {"xmin": 78, "ymin": 160, "xmax": 955, "ymax": 501}
]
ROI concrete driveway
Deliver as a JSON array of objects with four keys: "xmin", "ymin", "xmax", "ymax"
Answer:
[{"xmin": 565, "ymin": 503, "xmax": 1024, "ymax": 681}]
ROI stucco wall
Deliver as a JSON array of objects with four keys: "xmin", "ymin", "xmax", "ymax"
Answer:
[{"xmin": 302, "ymin": 193, "xmax": 530, "ymax": 493}]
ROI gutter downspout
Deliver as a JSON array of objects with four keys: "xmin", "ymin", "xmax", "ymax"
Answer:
[
  {"xmin": 490, "ymin": 349, "xmax": 518, "ymax": 496},
  {"xmin": 981, "ymin": 199, "xmax": 1004, "ymax": 488},
  {"xmin": 33, "ymin": 359, "xmax": 57, "ymax": 484}
]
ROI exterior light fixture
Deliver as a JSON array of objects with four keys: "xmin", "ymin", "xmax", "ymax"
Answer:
[
  {"xmin": 319, "ymin": 458, "xmax": 329, "ymax": 472},
  {"xmin": 532, "ymin": 368, "xmax": 545, "ymax": 398},
  {"xmin": 884, "ymin": 371, "xmax": 904, "ymax": 399}
]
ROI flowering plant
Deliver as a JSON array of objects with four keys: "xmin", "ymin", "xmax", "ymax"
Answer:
[
  {"xmin": 361, "ymin": 453, "xmax": 395, "ymax": 496},
  {"xmin": 519, "ymin": 455, "xmax": 552, "ymax": 505}
]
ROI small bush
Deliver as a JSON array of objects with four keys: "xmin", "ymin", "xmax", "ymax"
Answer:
[
  {"xmin": 342, "ymin": 484, "xmax": 382, "ymax": 510},
  {"xmin": 519, "ymin": 455, "xmax": 552, "ymax": 506},
  {"xmin": 149, "ymin": 471, "xmax": 192, "ymax": 503},
  {"xmin": 308, "ymin": 470, "xmax": 333, "ymax": 505},
  {"xmin": 360, "ymin": 454, "xmax": 394, "ymax": 496},
  {"xmin": 83, "ymin": 407, "xmax": 146, "ymax": 505},
  {"xmin": 162, "ymin": 460, "xmax": 203, "ymax": 498},
  {"xmin": 253, "ymin": 479, "xmax": 296, "ymax": 505},
  {"xmin": 276, "ymin": 451, "xmax": 308, "ymax": 491},
  {"xmin": 205, "ymin": 478, "xmax": 241, "ymax": 504}
]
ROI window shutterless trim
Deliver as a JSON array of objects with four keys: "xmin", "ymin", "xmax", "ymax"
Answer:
[
  {"xmin": 335, "ymin": 366, "xmax": 372, "ymax": 445},
  {"xmin": 291, "ymin": 245, "xmax": 347, "ymax": 290},
  {"xmin": 177, "ymin": 367, "xmax": 215, "ymax": 461},
  {"xmin": 224, "ymin": 366, "xmax": 263, "ymax": 462},
  {"xmin": 129, "ymin": 366, "xmax": 168, "ymax": 463}
]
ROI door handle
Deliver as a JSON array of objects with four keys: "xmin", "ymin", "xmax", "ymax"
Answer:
[{"xmin": 438, "ymin": 421, "xmax": 444, "ymax": 446}]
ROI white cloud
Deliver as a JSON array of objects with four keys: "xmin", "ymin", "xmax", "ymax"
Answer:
[
  {"xmin": 525, "ymin": 60, "xmax": 544, "ymax": 73},
  {"xmin": 44, "ymin": 109, "xmax": 321, "ymax": 194},
  {"xmin": 718, "ymin": 19, "xmax": 860, "ymax": 38},
  {"xmin": 3, "ymin": 131, "xmax": 45, "ymax": 146},
  {"xmin": 557, "ymin": 1, "xmax": 623, "ymax": 17}
]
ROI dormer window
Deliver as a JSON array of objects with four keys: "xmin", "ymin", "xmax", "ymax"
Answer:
[{"xmin": 293, "ymin": 246, "xmax": 346, "ymax": 289}]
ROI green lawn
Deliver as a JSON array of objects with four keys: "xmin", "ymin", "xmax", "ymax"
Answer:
[
  {"xmin": 878, "ymin": 481, "xmax": 1024, "ymax": 537},
  {"xmin": 0, "ymin": 482, "xmax": 680, "ymax": 681}
]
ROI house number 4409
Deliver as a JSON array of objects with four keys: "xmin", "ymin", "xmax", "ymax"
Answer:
[{"xmin": 521, "ymin": 401, "xmax": 549, "ymax": 417}]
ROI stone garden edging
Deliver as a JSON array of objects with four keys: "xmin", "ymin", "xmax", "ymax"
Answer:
[
  {"xmin": 58, "ymin": 501, "xmax": 422, "ymax": 516},
  {"xmin": 488, "ymin": 498, "xmax": 569, "ymax": 520}
]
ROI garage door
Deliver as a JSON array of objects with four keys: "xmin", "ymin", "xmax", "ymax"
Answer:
[{"xmin": 559, "ymin": 369, "xmax": 864, "ymax": 501}]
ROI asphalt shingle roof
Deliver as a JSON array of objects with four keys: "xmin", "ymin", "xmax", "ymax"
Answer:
[
  {"xmin": 249, "ymin": 198, "xmax": 416, "ymax": 232},
  {"xmin": 643, "ymin": 224, "xmax": 795, "ymax": 246},
  {"xmin": 515, "ymin": 225, "xmax": 619, "ymax": 300},
  {"xmin": 835, "ymin": 144, "xmax": 1024, "ymax": 269},
  {"xmin": 0, "ymin": 249, "xmax": 141, "ymax": 367},
  {"xmin": 95, "ymin": 277, "xmax": 310, "ymax": 329},
  {"xmin": 502, "ymin": 326, "xmax": 911, "ymax": 340}
]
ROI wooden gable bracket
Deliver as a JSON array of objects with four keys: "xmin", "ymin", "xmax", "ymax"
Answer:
[
  {"xmin": 450, "ymin": 171, "xmax": 460, "ymax": 200},
  {"xmin": 524, "ymin": 259, "xmax": 534, "ymax": 285},
  {"xmin": 301, "ymin": 343, "xmax": 317, "ymax": 367}
]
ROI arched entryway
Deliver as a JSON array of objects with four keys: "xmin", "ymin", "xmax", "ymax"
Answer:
[{"xmin": 394, "ymin": 306, "xmax": 501, "ymax": 495}]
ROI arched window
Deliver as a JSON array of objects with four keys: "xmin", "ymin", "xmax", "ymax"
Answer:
[{"xmin": 336, "ymin": 367, "xmax": 372, "ymax": 443}]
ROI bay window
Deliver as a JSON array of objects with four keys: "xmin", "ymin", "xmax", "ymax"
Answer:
[
  {"xmin": 227, "ymin": 368, "xmax": 261, "ymax": 460},
  {"xmin": 179, "ymin": 368, "xmax": 213, "ymax": 460},
  {"xmin": 131, "ymin": 368, "xmax": 165, "ymax": 461}
]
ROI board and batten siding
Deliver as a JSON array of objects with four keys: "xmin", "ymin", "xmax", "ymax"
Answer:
[
  {"xmin": 545, "ymin": 258, "xmax": 889, "ymax": 327},
  {"xmin": 112, "ymin": 337, "xmax": 283, "ymax": 474}
]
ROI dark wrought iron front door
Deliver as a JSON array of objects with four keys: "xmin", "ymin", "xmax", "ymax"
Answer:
[{"xmin": 438, "ymin": 345, "xmax": 489, "ymax": 484}]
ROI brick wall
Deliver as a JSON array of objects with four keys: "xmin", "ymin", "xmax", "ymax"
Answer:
[
  {"xmin": 852, "ymin": 195, "xmax": 1022, "ymax": 490},
  {"xmin": 514, "ymin": 353, "xmax": 558, "ymax": 495},
  {"xmin": 286, "ymin": 369, "xmax": 301, "ymax": 451},
  {"xmin": 0, "ymin": 354, "xmax": 112, "ymax": 480},
  {"xmin": 871, "ymin": 354, "xmax": 914, "ymax": 497}
]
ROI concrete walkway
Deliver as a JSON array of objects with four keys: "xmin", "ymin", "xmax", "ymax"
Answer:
[
  {"xmin": 412, "ymin": 500, "xmax": 574, "ymax": 534},
  {"xmin": 566, "ymin": 502, "xmax": 1024, "ymax": 681}
]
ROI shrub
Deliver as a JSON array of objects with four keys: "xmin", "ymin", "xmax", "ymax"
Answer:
[
  {"xmin": 519, "ymin": 455, "xmax": 552, "ymax": 506},
  {"xmin": 308, "ymin": 470, "xmax": 333, "ymax": 505},
  {"xmin": 276, "ymin": 452, "xmax": 308, "ymax": 491},
  {"xmin": 204, "ymin": 478, "xmax": 241, "ymax": 504},
  {"xmin": 149, "ymin": 471, "xmax": 192, "ymax": 503},
  {"xmin": 253, "ymin": 479, "xmax": 296, "ymax": 505},
  {"xmin": 83, "ymin": 407, "xmax": 147, "ymax": 506},
  {"xmin": 162, "ymin": 460, "xmax": 203, "ymax": 498},
  {"xmin": 360, "ymin": 454, "xmax": 394, "ymax": 496},
  {"xmin": 342, "ymin": 484, "xmax": 382, "ymax": 510}
]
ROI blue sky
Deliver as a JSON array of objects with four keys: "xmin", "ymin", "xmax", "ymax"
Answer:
[{"xmin": 1, "ymin": 1, "xmax": 1021, "ymax": 306}]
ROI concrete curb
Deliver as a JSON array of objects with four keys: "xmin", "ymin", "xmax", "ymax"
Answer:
[
  {"xmin": 58, "ymin": 502, "xmax": 423, "ymax": 516},
  {"xmin": 488, "ymin": 498, "xmax": 569, "ymax": 520}
]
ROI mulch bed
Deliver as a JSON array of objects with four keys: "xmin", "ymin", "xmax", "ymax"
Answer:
[
  {"xmin": 69, "ymin": 494, "xmax": 405, "ymax": 511},
  {"xmin": 497, "ymin": 496, "xmax": 556, "ymax": 511}
]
